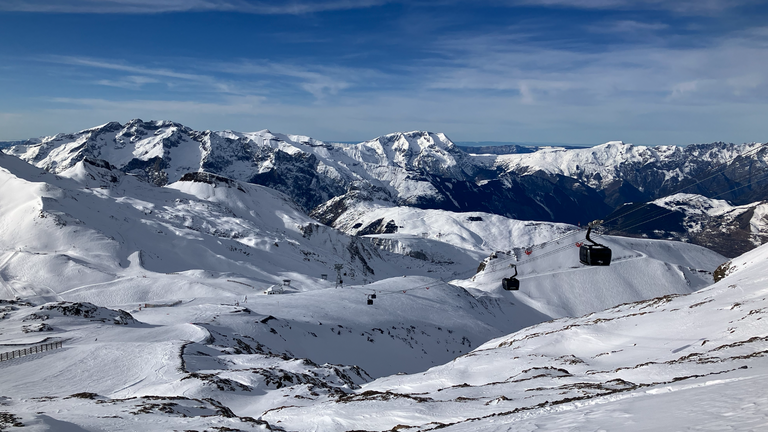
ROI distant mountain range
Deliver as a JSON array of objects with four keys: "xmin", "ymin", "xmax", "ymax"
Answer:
[
  {"xmin": 4, "ymin": 120, "xmax": 767, "ymax": 256},
  {"xmin": 456, "ymin": 142, "xmax": 590, "ymax": 154},
  {"xmin": 0, "ymin": 140, "xmax": 24, "ymax": 148}
]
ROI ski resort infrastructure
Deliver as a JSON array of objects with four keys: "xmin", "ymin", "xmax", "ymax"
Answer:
[{"xmin": 0, "ymin": 121, "xmax": 766, "ymax": 431}]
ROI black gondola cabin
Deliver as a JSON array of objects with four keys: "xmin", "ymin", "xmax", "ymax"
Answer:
[
  {"xmin": 502, "ymin": 277, "xmax": 519, "ymax": 290},
  {"xmin": 579, "ymin": 244, "xmax": 612, "ymax": 266},
  {"xmin": 502, "ymin": 264, "xmax": 520, "ymax": 291},
  {"xmin": 579, "ymin": 221, "xmax": 612, "ymax": 266}
]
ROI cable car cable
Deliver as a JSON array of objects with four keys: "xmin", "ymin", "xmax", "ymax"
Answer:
[
  {"xmin": 599, "ymin": 143, "xmax": 767, "ymax": 229},
  {"xmin": 608, "ymin": 167, "xmax": 768, "ymax": 235}
]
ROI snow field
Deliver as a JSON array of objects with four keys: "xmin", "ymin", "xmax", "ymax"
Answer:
[
  {"xmin": 263, "ymin": 243, "xmax": 768, "ymax": 431},
  {"xmin": 0, "ymin": 144, "xmax": 754, "ymax": 431}
]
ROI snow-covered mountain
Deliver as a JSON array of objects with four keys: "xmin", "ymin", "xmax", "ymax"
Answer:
[
  {"xmin": 495, "ymin": 140, "xmax": 768, "ymax": 206},
  {"xmin": 8, "ymin": 121, "xmax": 765, "ymax": 256},
  {"xmin": 603, "ymin": 193, "xmax": 768, "ymax": 257},
  {"xmin": 0, "ymin": 139, "xmax": 741, "ymax": 429},
  {"xmin": 0, "ymin": 122, "xmax": 607, "ymax": 225}
]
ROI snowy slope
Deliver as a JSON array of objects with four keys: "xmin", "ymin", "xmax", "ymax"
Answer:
[
  {"xmin": 307, "ymin": 199, "xmax": 724, "ymax": 319},
  {"xmin": 263, "ymin": 242, "xmax": 768, "ymax": 432},
  {"xmin": 604, "ymin": 192, "xmax": 768, "ymax": 257},
  {"xmin": 316, "ymin": 201, "xmax": 575, "ymax": 277},
  {"xmin": 466, "ymin": 232, "xmax": 723, "ymax": 318},
  {"xmin": 654, "ymin": 193, "xmax": 768, "ymax": 247},
  {"xmin": 0, "ymin": 150, "xmax": 452, "ymax": 299},
  {"xmin": 0, "ymin": 145, "xmax": 738, "ymax": 430},
  {"xmin": 0, "ymin": 147, "xmax": 724, "ymax": 326},
  {"xmin": 0, "ymin": 149, "xmax": 550, "ymax": 377}
]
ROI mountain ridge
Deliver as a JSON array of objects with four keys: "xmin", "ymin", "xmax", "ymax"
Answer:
[{"xmin": 5, "ymin": 120, "xmax": 767, "ymax": 256}]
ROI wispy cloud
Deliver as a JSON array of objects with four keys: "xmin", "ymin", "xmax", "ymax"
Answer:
[
  {"xmin": 48, "ymin": 56, "xmax": 216, "ymax": 82},
  {"xmin": 0, "ymin": 0, "xmax": 390, "ymax": 14},
  {"xmin": 44, "ymin": 56, "xmax": 241, "ymax": 94},
  {"xmin": 50, "ymin": 95, "xmax": 267, "ymax": 115},
  {"xmin": 218, "ymin": 61, "xmax": 392, "ymax": 98},
  {"xmin": 96, "ymin": 75, "xmax": 160, "ymax": 89},
  {"xmin": 41, "ymin": 55, "xmax": 382, "ymax": 100},
  {"xmin": 587, "ymin": 20, "xmax": 669, "ymax": 34},
  {"xmin": 421, "ymin": 29, "xmax": 768, "ymax": 106},
  {"xmin": 2, "ymin": 0, "xmax": 757, "ymax": 15},
  {"xmin": 501, "ymin": 0, "xmax": 760, "ymax": 15}
]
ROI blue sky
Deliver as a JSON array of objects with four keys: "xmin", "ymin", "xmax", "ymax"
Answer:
[{"xmin": 1, "ymin": 0, "xmax": 767, "ymax": 145}]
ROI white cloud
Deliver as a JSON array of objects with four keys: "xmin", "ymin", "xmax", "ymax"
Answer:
[
  {"xmin": 209, "ymin": 60, "xmax": 393, "ymax": 98},
  {"xmin": 43, "ymin": 56, "xmax": 248, "ymax": 95},
  {"xmin": 588, "ymin": 20, "xmax": 669, "ymax": 34},
  {"xmin": 421, "ymin": 30, "xmax": 768, "ymax": 108},
  {"xmin": 49, "ymin": 56, "xmax": 214, "ymax": 82},
  {"xmin": 501, "ymin": 0, "xmax": 759, "ymax": 15},
  {"xmin": 43, "ymin": 56, "xmax": 379, "ymax": 99},
  {"xmin": 222, "ymin": 62, "xmax": 354, "ymax": 98},
  {"xmin": 96, "ymin": 75, "xmax": 160, "ymax": 89},
  {"xmin": 669, "ymin": 80, "xmax": 700, "ymax": 99},
  {"xmin": 726, "ymin": 74, "xmax": 763, "ymax": 96},
  {"xmin": 0, "ymin": 0, "xmax": 390, "ymax": 14},
  {"xmin": 49, "ymin": 95, "xmax": 267, "ymax": 115}
]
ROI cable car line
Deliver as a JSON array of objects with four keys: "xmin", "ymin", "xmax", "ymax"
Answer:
[
  {"xmin": 358, "ymin": 278, "xmax": 442, "ymax": 305},
  {"xmin": 606, "ymin": 164, "xmax": 768, "ymax": 235},
  {"xmin": 600, "ymin": 143, "xmax": 767, "ymax": 229},
  {"xmin": 609, "ymin": 166, "xmax": 768, "ymax": 236},
  {"xmin": 484, "ymin": 148, "xmax": 768, "ymax": 290},
  {"xmin": 363, "ymin": 143, "xmax": 767, "ymax": 302}
]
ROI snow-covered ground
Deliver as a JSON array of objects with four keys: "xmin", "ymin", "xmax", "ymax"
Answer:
[
  {"xmin": 0, "ymin": 146, "xmax": 753, "ymax": 431},
  {"xmin": 653, "ymin": 193, "xmax": 768, "ymax": 244},
  {"xmin": 263, "ymin": 242, "xmax": 768, "ymax": 431}
]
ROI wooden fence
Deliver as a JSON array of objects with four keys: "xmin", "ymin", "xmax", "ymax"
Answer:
[{"xmin": 0, "ymin": 341, "xmax": 62, "ymax": 362}]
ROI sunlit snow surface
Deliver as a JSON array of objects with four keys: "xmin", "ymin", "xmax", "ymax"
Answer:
[
  {"xmin": 265, "ymin": 244, "xmax": 768, "ymax": 431},
  {"xmin": 0, "ymin": 147, "xmax": 760, "ymax": 431},
  {"xmin": 654, "ymin": 193, "xmax": 768, "ymax": 241}
]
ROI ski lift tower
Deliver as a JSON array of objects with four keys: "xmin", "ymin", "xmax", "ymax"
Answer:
[{"xmin": 334, "ymin": 264, "xmax": 344, "ymax": 288}]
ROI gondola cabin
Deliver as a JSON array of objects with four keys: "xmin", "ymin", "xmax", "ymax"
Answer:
[
  {"xmin": 579, "ymin": 221, "xmax": 612, "ymax": 266},
  {"xmin": 502, "ymin": 277, "xmax": 519, "ymax": 291},
  {"xmin": 502, "ymin": 264, "xmax": 520, "ymax": 291},
  {"xmin": 579, "ymin": 244, "xmax": 612, "ymax": 266}
]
